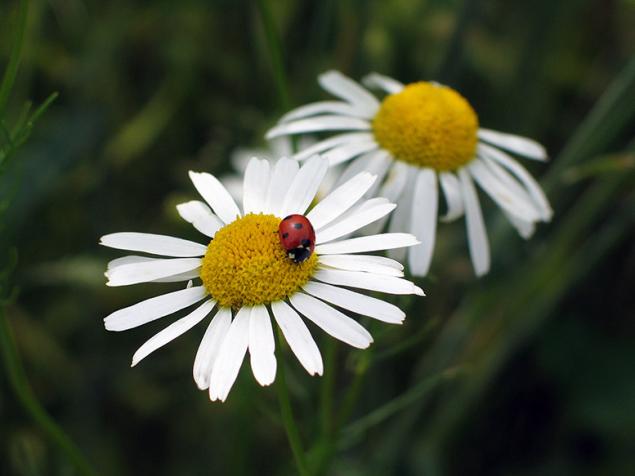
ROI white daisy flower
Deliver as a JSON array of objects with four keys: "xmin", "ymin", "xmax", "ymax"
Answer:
[
  {"xmin": 266, "ymin": 71, "xmax": 553, "ymax": 277},
  {"xmin": 101, "ymin": 156, "xmax": 423, "ymax": 402}
]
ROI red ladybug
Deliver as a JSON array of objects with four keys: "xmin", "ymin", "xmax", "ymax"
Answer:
[{"xmin": 278, "ymin": 214, "xmax": 316, "ymax": 263}]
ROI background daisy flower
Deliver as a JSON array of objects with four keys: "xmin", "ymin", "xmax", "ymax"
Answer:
[
  {"xmin": 266, "ymin": 71, "xmax": 553, "ymax": 277},
  {"xmin": 101, "ymin": 156, "xmax": 423, "ymax": 402}
]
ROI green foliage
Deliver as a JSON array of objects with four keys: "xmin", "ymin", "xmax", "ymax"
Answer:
[{"xmin": 1, "ymin": 0, "xmax": 634, "ymax": 475}]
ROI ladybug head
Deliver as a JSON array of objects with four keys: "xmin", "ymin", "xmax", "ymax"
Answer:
[{"xmin": 287, "ymin": 246, "xmax": 312, "ymax": 263}]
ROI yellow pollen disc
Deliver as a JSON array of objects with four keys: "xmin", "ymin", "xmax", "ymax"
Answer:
[
  {"xmin": 200, "ymin": 213, "xmax": 318, "ymax": 309},
  {"xmin": 372, "ymin": 82, "xmax": 479, "ymax": 171}
]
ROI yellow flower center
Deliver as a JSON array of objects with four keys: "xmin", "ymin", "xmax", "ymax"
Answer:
[
  {"xmin": 200, "ymin": 213, "xmax": 318, "ymax": 309},
  {"xmin": 372, "ymin": 82, "xmax": 479, "ymax": 171}
]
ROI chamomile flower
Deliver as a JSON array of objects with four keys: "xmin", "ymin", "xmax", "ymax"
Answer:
[
  {"xmin": 101, "ymin": 156, "xmax": 423, "ymax": 402},
  {"xmin": 266, "ymin": 71, "xmax": 553, "ymax": 276}
]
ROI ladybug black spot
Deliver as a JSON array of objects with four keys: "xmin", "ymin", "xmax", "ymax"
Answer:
[
  {"xmin": 293, "ymin": 222, "xmax": 303, "ymax": 229},
  {"xmin": 282, "ymin": 232, "xmax": 289, "ymax": 239},
  {"xmin": 301, "ymin": 239, "xmax": 311, "ymax": 247}
]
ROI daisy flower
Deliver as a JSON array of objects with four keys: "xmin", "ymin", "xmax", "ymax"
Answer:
[
  {"xmin": 266, "ymin": 71, "xmax": 553, "ymax": 276},
  {"xmin": 101, "ymin": 156, "xmax": 423, "ymax": 402}
]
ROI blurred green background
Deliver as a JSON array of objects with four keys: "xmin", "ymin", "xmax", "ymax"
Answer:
[{"xmin": 1, "ymin": 0, "xmax": 634, "ymax": 475}]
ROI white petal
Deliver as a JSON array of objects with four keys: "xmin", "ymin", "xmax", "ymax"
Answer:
[
  {"xmin": 131, "ymin": 299, "xmax": 215, "ymax": 366},
  {"xmin": 307, "ymin": 172, "xmax": 376, "ymax": 230},
  {"xmin": 334, "ymin": 152, "xmax": 376, "ymax": 188},
  {"xmin": 387, "ymin": 166, "xmax": 417, "ymax": 262},
  {"xmin": 107, "ymin": 255, "xmax": 154, "ymax": 271},
  {"xmin": 439, "ymin": 172, "xmax": 464, "ymax": 222},
  {"xmin": 189, "ymin": 171, "xmax": 241, "ymax": 224},
  {"xmin": 481, "ymin": 155, "xmax": 549, "ymax": 226},
  {"xmin": 380, "ymin": 161, "xmax": 410, "ymax": 202},
  {"xmin": 458, "ymin": 168, "xmax": 490, "ymax": 276},
  {"xmin": 314, "ymin": 196, "xmax": 395, "ymax": 240},
  {"xmin": 318, "ymin": 70, "xmax": 380, "ymax": 115},
  {"xmin": 104, "ymin": 285, "xmax": 208, "ymax": 331},
  {"xmin": 106, "ymin": 257, "xmax": 202, "ymax": 286},
  {"xmin": 362, "ymin": 161, "xmax": 410, "ymax": 236},
  {"xmin": 478, "ymin": 155, "xmax": 542, "ymax": 221},
  {"xmin": 313, "ymin": 269, "xmax": 424, "ymax": 296},
  {"xmin": 468, "ymin": 159, "xmax": 540, "ymax": 222},
  {"xmin": 192, "ymin": 306, "xmax": 232, "ymax": 390},
  {"xmin": 176, "ymin": 201, "xmax": 224, "ymax": 237},
  {"xmin": 318, "ymin": 254, "xmax": 403, "ymax": 276},
  {"xmin": 316, "ymin": 232, "xmax": 419, "ymax": 255},
  {"xmin": 504, "ymin": 211, "xmax": 536, "ymax": 239},
  {"xmin": 321, "ymin": 141, "xmax": 379, "ymax": 166},
  {"xmin": 408, "ymin": 168, "xmax": 438, "ymax": 277},
  {"xmin": 360, "ymin": 152, "xmax": 393, "ymax": 198},
  {"xmin": 336, "ymin": 196, "xmax": 391, "ymax": 216},
  {"xmin": 152, "ymin": 269, "xmax": 202, "ymax": 283},
  {"xmin": 279, "ymin": 156, "xmax": 328, "ymax": 217},
  {"xmin": 478, "ymin": 128, "xmax": 547, "ymax": 161},
  {"xmin": 337, "ymin": 149, "xmax": 393, "ymax": 192},
  {"xmin": 289, "ymin": 292, "xmax": 373, "ymax": 349},
  {"xmin": 479, "ymin": 144, "xmax": 552, "ymax": 221},
  {"xmin": 107, "ymin": 256, "xmax": 199, "ymax": 283},
  {"xmin": 302, "ymin": 281, "xmax": 405, "ymax": 324},
  {"xmin": 266, "ymin": 116, "xmax": 371, "ymax": 139},
  {"xmin": 271, "ymin": 301, "xmax": 323, "ymax": 376},
  {"xmin": 209, "ymin": 306, "xmax": 251, "ymax": 402},
  {"xmin": 264, "ymin": 158, "xmax": 299, "ymax": 216},
  {"xmin": 243, "ymin": 158, "xmax": 271, "ymax": 214},
  {"xmin": 362, "ymin": 73, "xmax": 405, "ymax": 94},
  {"xmin": 292, "ymin": 132, "xmax": 374, "ymax": 161},
  {"xmin": 100, "ymin": 232, "xmax": 206, "ymax": 257},
  {"xmin": 280, "ymin": 101, "xmax": 371, "ymax": 123},
  {"xmin": 315, "ymin": 201, "xmax": 396, "ymax": 244},
  {"xmin": 248, "ymin": 305, "xmax": 277, "ymax": 386}
]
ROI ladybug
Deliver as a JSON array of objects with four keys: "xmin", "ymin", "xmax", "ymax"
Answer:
[{"xmin": 278, "ymin": 214, "xmax": 316, "ymax": 263}]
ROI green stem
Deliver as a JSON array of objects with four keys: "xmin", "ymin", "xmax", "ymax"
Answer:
[
  {"xmin": 544, "ymin": 56, "xmax": 635, "ymax": 194},
  {"xmin": 337, "ymin": 350, "xmax": 370, "ymax": 428},
  {"xmin": 314, "ymin": 349, "xmax": 370, "ymax": 475},
  {"xmin": 340, "ymin": 368, "xmax": 462, "ymax": 450},
  {"xmin": 255, "ymin": 0, "xmax": 291, "ymax": 110},
  {"xmin": 0, "ymin": 0, "xmax": 29, "ymax": 117},
  {"xmin": 0, "ymin": 308, "xmax": 97, "ymax": 476},
  {"xmin": 373, "ymin": 314, "xmax": 440, "ymax": 365},
  {"xmin": 319, "ymin": 338, "xmax": 336, "ymax": 437},
  {"xmin": 274, "ymin": 329, "xmax": 311, "ymax": 476}
]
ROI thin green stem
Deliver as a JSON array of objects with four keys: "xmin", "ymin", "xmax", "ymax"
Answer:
[
  {"xmin": 340, "ymin": 368, "xmax": 462, "ymax": 450},
  {"xmin": 255, "ymin": 0, "xmax": 291, "ymax": 110},
  {"xmin": 337, "ymin": 351, "xmax": 371, "ymax": 428},
  {"xmin": 313, "ymin": 349, "xmax": 370, "ymax": 475},
  {"xmin": 310, "ymin": 339, "xmax": 338, "ymax": 476},
  {"xmin": 373, "ymin": 314, "xmax": 441, "ymax": 365},
  {"xmin": 0, "ymin": 0, "xmax": 29, "ymax": 117},
  {"xmin": 319, "ymin": 338, "xmax": 337, "ymax": 437},
  {"xmin": 544, "ymin": 56, "xmax": 635, "ymax": 194},
  {"xmin": 0, "ymin": 307, "xmax": 97, "ymax": 476},
  {"xmin": 274, "ymin": 329, "xmax": 311, "ymax": 476}
]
